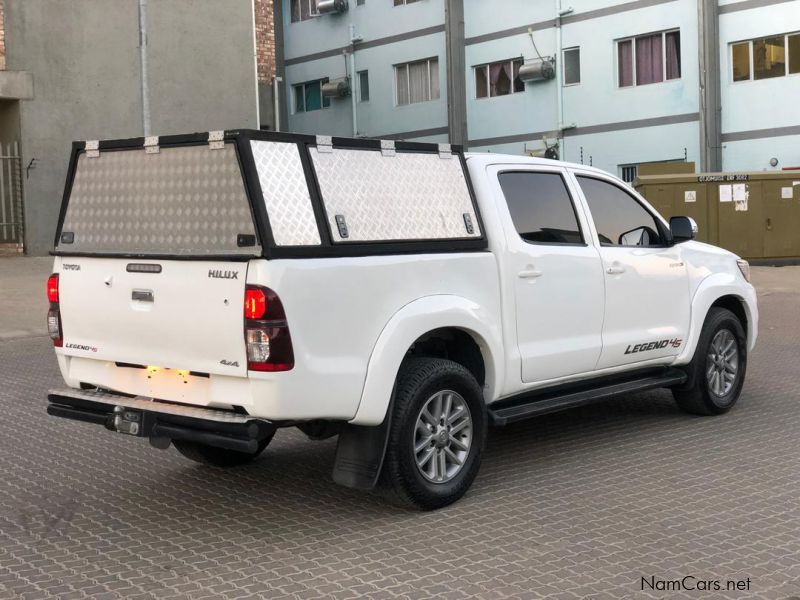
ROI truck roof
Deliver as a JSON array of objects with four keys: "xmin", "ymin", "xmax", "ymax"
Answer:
[{"xmin": 464, "ymin": 152, "xmax": 609, "ymax": 176}]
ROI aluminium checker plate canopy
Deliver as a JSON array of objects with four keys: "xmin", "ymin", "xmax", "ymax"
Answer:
[{"xmin": 53, "ymin": 130, "xmax": 488, "ymax": 260}]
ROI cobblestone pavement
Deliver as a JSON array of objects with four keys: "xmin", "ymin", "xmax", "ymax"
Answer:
[{"xmin": 0, "ymin": 266, "xmax": 799, "ymax": 599}]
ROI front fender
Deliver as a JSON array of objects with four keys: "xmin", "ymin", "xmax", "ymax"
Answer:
[
  {"xmin": 349, "ymin": 295, "xmax": 503, "ymax": 426},
  {"xmin": 676, "ymin": 273, "xmax": 758, "ymax": 364}
]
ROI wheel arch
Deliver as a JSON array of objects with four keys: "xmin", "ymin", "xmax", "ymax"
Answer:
[
  {"xmin": 349, "ymin": 295, "xmax": 503, "ymax": 426},
  {"xmin": 677, "ymin": 273, "xmax": 757, "ymax": 364}
]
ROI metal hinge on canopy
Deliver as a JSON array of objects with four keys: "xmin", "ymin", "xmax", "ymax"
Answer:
[
  {"xmin": 316, "ymin": 135, "xmax": 333, "ymax": 153},
  {"xmin": 144, "ymin": 136, "xmax": 160, "ymax": 154},
  {"xmin": 85, "ymin": 140, "xmax": 100, "ymax": 158},
  {"xmin": 438, "ymin": 143, "xmax": 452, "ymax": 159},
  {"xmin": 208, "ymin": 130, "xmax": 224, "ymax": 150},
  {"xmin": 380, "ymin": 139, "xmax": 396, "ymax": 157}
]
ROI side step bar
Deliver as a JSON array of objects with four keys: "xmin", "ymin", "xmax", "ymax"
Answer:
[{"xmin": 488, "ymin": 368, "xmax": 687, "ymax": 426}]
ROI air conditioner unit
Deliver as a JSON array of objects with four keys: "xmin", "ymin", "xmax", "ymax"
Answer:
[
  {"xmin": 321, "ymin": 78, "xmax": 351, "ymax": 99},
  {"xmin": 317, "ymin": 0, "xmax": 348, "ymax": 14},
  {"xmin": 519, "ymin": 58, "xmax": 556, "ymax": 83}
]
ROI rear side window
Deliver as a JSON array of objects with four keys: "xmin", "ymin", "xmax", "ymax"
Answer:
[
  {"xmin": 576, "ymin": 176, "xmax": 664, "ymax": 246},
  {"xmin": 498, "ymin": 171, "xmax": 583, "ymax": 244}
]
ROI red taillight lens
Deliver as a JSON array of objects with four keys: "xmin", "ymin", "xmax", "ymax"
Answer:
[
  {"xmin": 244, "ymin": 287, "xmax": 267, "ymax": 320},
  {"xmin": 46, "ymin": 273, "xmax": 62, "ymax": 347},
  {"xmin": 244, "ymin": 285, "xmax": 294, "ymax": 372},
  {"xmin": 47, "ymin": 274, "xmax": 59, "ymax": 303}
]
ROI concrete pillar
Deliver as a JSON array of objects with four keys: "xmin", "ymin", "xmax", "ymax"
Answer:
[
  {"xmin": 698, "ymin": 0, "xmax": 722, "ymax": 172},
  {"xmin": 445, "ymin": 0, "xmax": 467, "ymax": 147}
]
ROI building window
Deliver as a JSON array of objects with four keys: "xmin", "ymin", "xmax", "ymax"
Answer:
[
  {"xmin": 293, "ymin": 80, "xmax": 330, "ymax": 113},
  {"xmin": 395, "ymin": 58, "xmax": 439, "ymax": 106},
  {"xmin": 291, "ymin": 0, "xmax": 318, "ymax": 22},
  {"xmin": 394, "ymin": 0, "xmax": 421, "ymax": 5},
  {"xmin": 620, "ymin": 164, "xmax": 639, "ymax": 183},
  {"xmin": 617, "ymin": 30, "xmax": 681, "ymax": 87},
  {"xmin": 563, "ymin": 47, "xmax": 580, "ymax": 85},
  {"xmin": 474, "ymin": 59, "xmax": 524, "ymax": 98},
  {"xmin": 731, "ymin": 32, "xmax": 800, "ymax": 81},
  {"xmin": 358, "ymin": 70, "xmax": 370, "ymax": 102}
]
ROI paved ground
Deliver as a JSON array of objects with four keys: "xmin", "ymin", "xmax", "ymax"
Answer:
[{"xmin": 0, "ymin": 260, "xmax": 799, "ymax": 599}]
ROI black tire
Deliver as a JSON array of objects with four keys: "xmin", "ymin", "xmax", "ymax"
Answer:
[
  {"xmin": 174, "ymin": 434, "xmax": 273, "ymax": 468},
  {"xmin": 673, "ymin": 307, "xmax": 747, "ymax": 415},
  {"xmin": 379, "ymin": 357, "xmax": 487, "ymax": 510}
]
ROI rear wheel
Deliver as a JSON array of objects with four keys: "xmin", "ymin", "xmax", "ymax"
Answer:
[
  {"xmin": 673, "ymin": 307, "xmax": 747, "ymax": 415},
  {"xmin": 174, "ymin": 434, "xmax": 273, "ymax": 467},
  {"xmin": 380, "ymin": 358, "xmax": 486, "ymax": 510}
]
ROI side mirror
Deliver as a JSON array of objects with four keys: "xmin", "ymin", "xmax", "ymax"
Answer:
[{"xmin": 669, "ymin": 216, "xmax": 697, "ymax": 243}]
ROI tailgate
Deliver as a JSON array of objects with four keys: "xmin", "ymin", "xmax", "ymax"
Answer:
[{"xmin": 58, "ymin": 258, "xmax": 248, "ymax": 377}]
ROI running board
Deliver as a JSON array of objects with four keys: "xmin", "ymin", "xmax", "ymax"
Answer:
[{"xmin": 488, "ymin": 368, "xmax": 687, "ymax": 426}]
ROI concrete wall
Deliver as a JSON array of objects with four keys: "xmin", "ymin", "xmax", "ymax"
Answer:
[
  {"xmin": 282, "ymin": 0, "xmax": 448, "ymax": 139},
  {"xmin": 465, "ymin": 0, "xmax": 701, "ymax": 176},
  {"xmin": 6, "ymin": 0, "xmax": 259, "ymax": 256},
  {"xmin": 718, "ymin": 0, "xmax": 800, "ymax": 171}
]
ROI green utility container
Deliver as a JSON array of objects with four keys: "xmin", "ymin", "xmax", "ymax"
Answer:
[{"xmin": 635, "ymin": 171, "xmax": 800, "ymax": 259}]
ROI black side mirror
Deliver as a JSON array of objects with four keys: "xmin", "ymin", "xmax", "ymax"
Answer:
[{"xmin": 669, "ymin": 216, "xmax": 697, "ymax": 243}]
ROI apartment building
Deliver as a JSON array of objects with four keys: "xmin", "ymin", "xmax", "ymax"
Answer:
[{"xmin": 277, "ymin": 0, "xmax": 800, "ymax": 179}]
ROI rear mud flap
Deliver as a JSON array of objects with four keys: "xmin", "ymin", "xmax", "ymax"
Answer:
[{"xmin": 332, "ymin": 417, "xmax": 392, "ymax": 491}]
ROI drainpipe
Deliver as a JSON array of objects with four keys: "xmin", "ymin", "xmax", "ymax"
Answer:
[
  {"xmin": 349, "ymin": 24, "xmax": 362, "ymax": 137},
  {"xmin": 555, "ymin": 2, "xmax": 574, "ymax": 159},
  {"xmin": 138, "ymin": 0, "xmax": 151, "ymax": 137}
]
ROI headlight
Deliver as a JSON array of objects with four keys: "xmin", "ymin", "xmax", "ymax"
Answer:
[{"xmin": 737, "ymin": 259, "xmax": 751, "ymax": 282}]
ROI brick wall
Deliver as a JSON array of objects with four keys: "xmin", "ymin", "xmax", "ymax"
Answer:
[{"xmin": 254, "ymin": 0, "xmax": 275, "ymax": 83}]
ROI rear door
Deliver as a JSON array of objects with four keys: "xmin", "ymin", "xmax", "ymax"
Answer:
[
  {"xmin": 490, "ymin": 165, "xmax": 605, "ymax": 383},
  {"xmin": 572, "ymin": 172, "xmax": 690, "ymax": 370}
]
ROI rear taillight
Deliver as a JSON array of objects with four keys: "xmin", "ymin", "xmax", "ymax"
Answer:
[
  {"xmin": 47, "ymin": 274, "xmax": 59, "ymax": 303},
  {"xmin": 46, "ymin": 273, "xmax": 62, "ymax": 347},
  {"xmin": 244, "ymin": 285, "xmax": 294, "ymax": 372}
]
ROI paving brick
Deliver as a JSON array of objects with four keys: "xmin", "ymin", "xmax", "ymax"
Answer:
[{"xmin": 0, "ymin": 269, "xmax": 798, "ymax": 599}]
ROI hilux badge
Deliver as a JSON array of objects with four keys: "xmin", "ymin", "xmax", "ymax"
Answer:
[{"xmin": 208, "ymin": 270, "xmax": 239, "ymax": 280}]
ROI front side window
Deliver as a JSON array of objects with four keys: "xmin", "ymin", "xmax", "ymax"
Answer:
[
  {"xmin": 293, "ymin": 80, "xmax": 331, "ymax": 113},
  {"xmin": 731, "ymin": 32, "xmax": 800, "ymax": 81},
  {"xmin": 291, "ymin": 0, "xmax": 318, "ymax": 22},
  {"xmin": 618, "ymin": 30, "xmax": 681, "ymax": 87},
  {"xmin": 394, "ymin": 0, "xmax": 421, "ymax": 4},
  {"xmin": 498, "ymin": 172, "xmax": 583, "ymax": 245},
  {"xmin": 563, "ymin": 47, "xmax": 581, "ymax": 85},
  {"xmin": 577, "ymin": 176, "xmax": 664, "ymax": 247},
  {"xmin": 475, "ymin": 59, "xmax": 525, "ymax": 98},
  {"xmin": 395, "ymin": 58, "xmax": 440, "ymax": 106}
]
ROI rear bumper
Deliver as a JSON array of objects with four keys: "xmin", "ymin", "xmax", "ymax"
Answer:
[{"xmin": 47, "ymin": 388, "xmax": 275, "ymax": 453}]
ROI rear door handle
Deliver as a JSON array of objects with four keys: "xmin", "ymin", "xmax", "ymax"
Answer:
[
  {"xmin": 606, "ymin": 265, "xmax": 626, "ymax": 275},
  {"xmin": 518, "ymin": 269, "xmax": 543, "ymax": 279}
]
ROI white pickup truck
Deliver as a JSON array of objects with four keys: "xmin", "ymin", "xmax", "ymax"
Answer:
[{"xmin": 46, "ymin": 131, "xmax": 757, "ymax": 510}]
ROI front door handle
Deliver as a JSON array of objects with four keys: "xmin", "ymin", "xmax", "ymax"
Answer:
[
  {"xmin": 518, "ymin": 268, "xmax": 543, "ymax": 279},
  {"xmin": 606, "ymin": 265, "xmax": 626, "ymax": 275}
]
